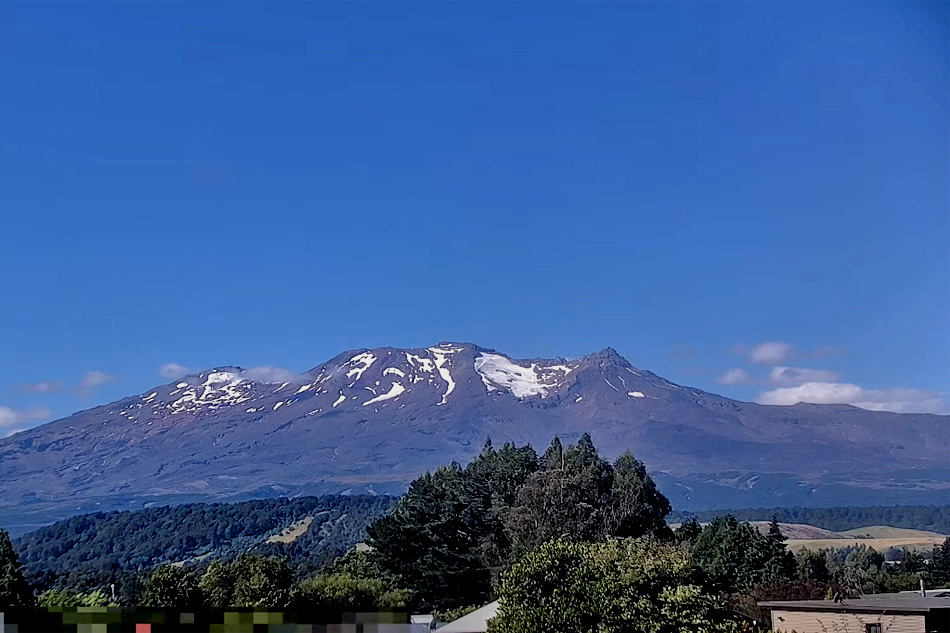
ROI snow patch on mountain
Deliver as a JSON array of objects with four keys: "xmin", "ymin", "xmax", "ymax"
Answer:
[
  {"xmin": 428, "ymin": 348, "xmax": 455, "ymax": 405},
  {"xmin": 406, "ymin": 354, "xmax": 434, "ymax": 374},
  {"xmin": 474, "ymin": 353, "xmax": 574, "ymax": 398},
  {"xmin": 168, "ymin": 371, "xmax": 250, "ymax": 414},
  {"xmin": 346, "ymin": 353, "xmax": 377, "ymax": 383},
  {"xmin": 364, "ymin": 382, "xmax": 406, "ymax": 406}
]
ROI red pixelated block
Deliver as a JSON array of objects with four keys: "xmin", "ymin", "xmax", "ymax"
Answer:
[{"xmin": 136, "ymin": 624, "xmax": 151, "ymax": 633}]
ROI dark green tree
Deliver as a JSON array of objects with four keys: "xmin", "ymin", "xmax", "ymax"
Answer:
[
  {"xmin": 691, "ymin": 516, "xmax": 795, "ymax": 594},
  {"xmin": 504, "ymin": 435, "xmax": 614, "ymax": 554},
  {"xmin": 463, "ymin": 440, "xmax": 539, "ymax": 584},
  {"xmin": 504, "ymin": 436, "xmax": 670, "ymax": 554},
  {"xmin": 367, "ymin": 464, "xmax": 491, "ymax": 611},
  {"xmin": 604, "ymin": 451, "xmax": 672, "ymax": 539},
  {"xmin": 795, "ymin": 548, "xmax": 831, "ymax": 583},
  {"xmin": 675, "ymin": 518, "xmax": 703, "ymax": 546},
  {"xmin": 896, "ymin": 548, "xmax": 927, "ymax": 575},
  {"xmin": 834, "ymin": 546, "xmax": 886, "ymax": 594},
  {"xmin": 367, "ymin": 434, "xmax": 671, "ymax": 610},
  {"xmin": 932, "ymin": 537, "xmax": 950, "ymax": 587},
  {"xmin": 0, "ymin": 528, "xmax": 33, "ymax": 608},
  {"xmin": 140, "ymin": 564, "xmax": 202, "ymax": 608},
  {"xmin": 762, "ymin": 518, "xmax": 797, "ymax": 581}
]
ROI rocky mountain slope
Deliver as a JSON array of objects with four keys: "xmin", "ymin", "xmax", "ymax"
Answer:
[{"xmin": 1, "ymin": 342, "xmax": 947, "ymax": 534}]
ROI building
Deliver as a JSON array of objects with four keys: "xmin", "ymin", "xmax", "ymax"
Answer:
[{"xmin": 760, "ymin": 597, "xmax": 950, "ymax": 633}]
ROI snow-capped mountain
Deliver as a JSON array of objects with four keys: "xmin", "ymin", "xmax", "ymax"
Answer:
[{"xmin": 0, "ymin": 342, "xmax": 947, "ymax": 534}]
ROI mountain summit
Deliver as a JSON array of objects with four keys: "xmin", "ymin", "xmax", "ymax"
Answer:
[{"xmin": 1, "ymin": 342, "xmax": 947, "ymax": 534}]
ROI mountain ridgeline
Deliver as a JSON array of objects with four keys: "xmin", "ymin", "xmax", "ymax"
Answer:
[{"xmin": 1, "ymin": 342, "xmax": 947, "ymax": 533}]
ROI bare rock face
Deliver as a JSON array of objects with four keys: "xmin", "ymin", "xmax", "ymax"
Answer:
[{"xmin": 1, "ymin": 342, "xmax": 947, "ymax": 534}]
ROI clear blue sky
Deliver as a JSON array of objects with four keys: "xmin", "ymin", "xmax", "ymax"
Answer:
[{"xmin": 1, "ymin": 1, "xmax": 948, "ymax": 432}]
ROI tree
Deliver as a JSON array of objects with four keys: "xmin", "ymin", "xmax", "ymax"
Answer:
[
  {"xmin": 828, "ymin": 545, "xmax": 886, "ymax": 595},
  {"xmin": 605, "ymin": 451, "xmax": 672, "ymax": 539},
  {"xmin": 0, "ymin": 528, "xmax": 33, "ymax": 608},
  {"xmin": 36, "ymin": 588, "xmax": 111, "ymax": 607},
  {"xmin": 488, "ymin": 538, "xmax": 740, "ymax": 633},
  {"xmin": 37, "ymin": 589, "xmax": 84, "ymax": 608},
  {"xmin": 795, "ymin": 548, "xmax": 831, "ymax": 582},
  {"xmin": 320, "ymin": 548, "xmax": 402, "ymax": 588},
  {"xmin": 139, "ymin": 564, "xmax": 202, "ymax": 608},
  {"xmin": 199, "ymin": 554, "xmax": 293, "ymax": 608},
  {"xmin": 675, "ymin": 518, "xmax": 703, "ymax": 546},
  {"xmin": 368, "ymin": 434, "xmax": 671, "ymax": 610},
  {"xmin": 198, "ymin": 560, "xmax": 233, "ymax": 608},
  {"xmin": 691, "ymin": 516, "xmax": 795, "ymax": 594},
  {"xmin": 367, "ymin": 464, "xmax": 492, "ymax": 611},
  {"xmin": 932, "ymin": 537, "xmax": 950, "ymax": 587},
  {"xmin": 294, "ymin": 573, "xmax": 412, "ymax": 611},
  {"xmin": 504, "ymin": 435, "xmax": 615, "ymax": 554},
  {"xmin": 762, "ymin": 518, "xmax": 797, "ymax": 581},
  {"xmin": 463, "ymin": 440, "xmax": 539, "ymax": 584}
]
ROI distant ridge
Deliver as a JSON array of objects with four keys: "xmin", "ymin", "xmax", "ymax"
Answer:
[{"xmin": 670, "ymin": 505, "xmax": 950, "ymax": 534}]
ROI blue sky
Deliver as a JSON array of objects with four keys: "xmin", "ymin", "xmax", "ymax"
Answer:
[{"xmin": 1, "ymin": 1, "xmax": 947, "ymax": 433}]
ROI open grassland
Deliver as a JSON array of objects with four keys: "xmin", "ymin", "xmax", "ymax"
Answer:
[
  {"xmin": 785, "ymin": 526, "xmax": 947, "ymax": 553},
  {"xmin": 837, "ymin": 526, "xmax": 947, "ymax": 539},
  {"xmin": 266, "ymin": 516, "xmax": 314, "ymax": 544}
]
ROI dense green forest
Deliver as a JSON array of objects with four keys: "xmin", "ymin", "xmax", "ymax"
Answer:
[
  {"xmin": 3, "ymin": 434, "xmax": 950, "ymax": 631},
  {"xmin": 12, "ymin": 495, "xmax": 395, "ymax": 595},
  {"xmin": 5, "ymin": 437, "xmax": 950, "ymax": 631},
  {"xmin": 670, "ymin": 505, "xmax": 950, "ymax": 533}
]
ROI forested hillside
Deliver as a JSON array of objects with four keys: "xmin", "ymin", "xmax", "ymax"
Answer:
[
  {"xmin": 12, "ymin": 495, "xmax": 396, "ymax": 594},
  {"xmin": 670, "ymin": 506, "xmax": 950, "ymax": 534}
]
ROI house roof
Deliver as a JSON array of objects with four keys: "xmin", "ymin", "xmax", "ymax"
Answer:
[
  {"xmin": 437, "ymin": 601, "xmax": 499, "ymax": 633},
  {"xmin": 759, "ymin": 597, "xmax": 950, "ymax": 614}
]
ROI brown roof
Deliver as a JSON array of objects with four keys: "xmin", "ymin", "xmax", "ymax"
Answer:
[{"xmin": 759, "ymin": 598, "xmax": 950, "ymax": 614}]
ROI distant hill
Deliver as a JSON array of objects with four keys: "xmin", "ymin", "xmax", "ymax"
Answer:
[
  {"xmin": 748, "ymin": 522, "xmax": 841, "ymax": 540},
  {"xmin": 13, "ymin": 495, "xmax": 396, "ymax": 593},
  {"xmin": 670, "ymin": 505, "xmax": 950, "ymax": 534},
  {"xmin": 673, "ymin": 517, "xmax": 948, "ymax": 554},
  {"xmin": 1, "ymin": 342, "xmax": 947, "ymax": 533},
  {"xmin": 837, "ymin": 526, "xmax": 948, "ymax": 539},
  {"xmin": 783, "ymin": 527, "xmax": 947, "ymax": 554}
]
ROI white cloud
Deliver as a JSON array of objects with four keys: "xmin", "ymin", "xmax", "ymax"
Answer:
[
  {"xmin": 243, "ymin": 366, "xmax": 298, "ymax": 383},
  {"xmin": 16, "ymin": 380, "xmax": 63, "ymax": 394},
  {"xmin": 159, "ymin": 363, "xmax": 296, "ymax": 383},
  {"xmin": 749, "ymin": 341, "xmax": 793, "ymax": 365},
  {"xmin": 80, "ymin": 370, "xmax": 116, "ymax": 389},
  {"xmin": 159, "ymin": 363, "xmax": 193, "ymax": 380},
  {"xmin": 0, "ymin": 406, "xmax": 53, "ymax": 436},
  {"xmin": 768, "ymin": 366, "xmax": 840, "ymax": 387},
  {"xmin": 755, "ymin": 382, "xmax": 949, "ymax": 414},
  {"xmin": 718, "ymin": 368, "xmax": 753, "ymax": 385}
]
